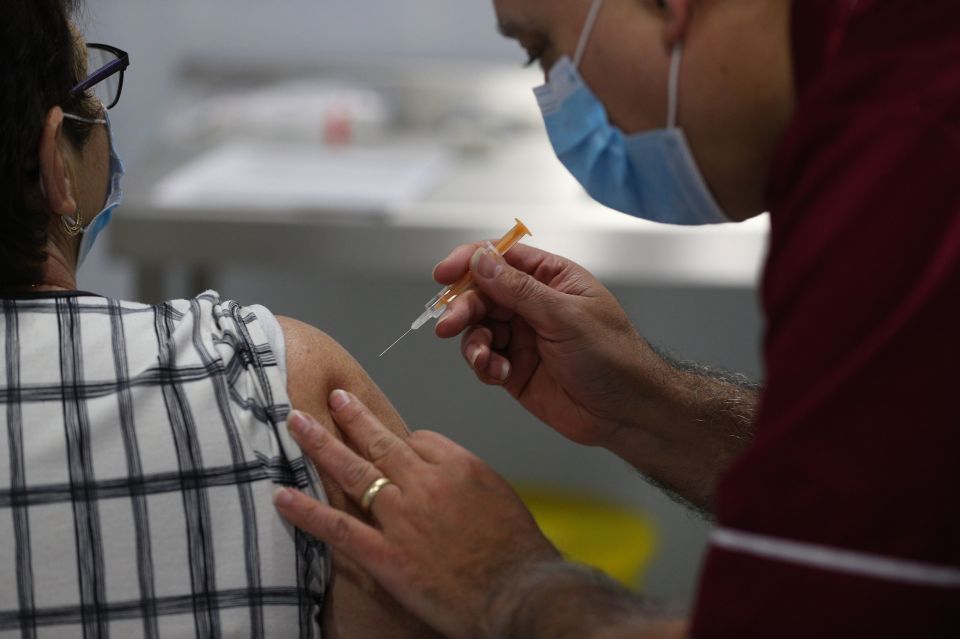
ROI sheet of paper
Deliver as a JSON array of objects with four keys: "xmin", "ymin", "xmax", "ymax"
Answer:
[{"xmin": 151, "ymin": 142, "xmax": 451, "ymax": 213}]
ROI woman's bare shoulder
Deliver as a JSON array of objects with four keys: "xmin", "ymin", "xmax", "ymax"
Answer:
[
  {"xmin": 275, "ymin": 316, "xmax": 437, "ymax": 638},
  {"xmin": 275, "ymin": 314, "xmax": 409, "ymax": 446}
]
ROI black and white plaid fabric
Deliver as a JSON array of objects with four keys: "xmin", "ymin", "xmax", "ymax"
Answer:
[{"xmin": 0, "ymin": 290, "xmax": 327, "ymax": 638}]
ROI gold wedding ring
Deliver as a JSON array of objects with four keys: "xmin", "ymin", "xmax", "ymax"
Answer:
[{"xmin": 360, "ymin": 477, "xmax": 393, "ymax": 512}]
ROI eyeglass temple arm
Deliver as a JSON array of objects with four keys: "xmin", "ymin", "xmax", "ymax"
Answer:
[{"xmin": 70, "ymin": 46, "xmax": 130, "ymax": 97}]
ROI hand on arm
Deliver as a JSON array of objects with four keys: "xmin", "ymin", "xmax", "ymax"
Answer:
[
  {"xmin": 274, "ymin": 393, "xmax": 688, "ymax": 639},
  {"xmin": 279, "ymin": 317, "xmax": 440, "ymax": 639},
  {"xmin": 433, "ymin": 243, "xmax": 758, "ymax": 512}
]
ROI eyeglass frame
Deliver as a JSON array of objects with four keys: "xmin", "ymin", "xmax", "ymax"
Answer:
[{"xmin": 69, "ymin": 43, "xmax": 130, "ymax": 110}]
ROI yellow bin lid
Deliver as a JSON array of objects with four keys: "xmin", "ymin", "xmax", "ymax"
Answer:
[{"xmin": 514, "ymin": 485, "xmax": 657, "ymax": 589}]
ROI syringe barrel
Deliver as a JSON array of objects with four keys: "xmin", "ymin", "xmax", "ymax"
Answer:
[
  {"xmin": 424, "ymin": 291, "xmax": 445, "ymax": 313},
  {"xmin": 435, "ymin": 218, "xmax": 532, "ymax": 308},
  {"xmin": 411, "ymin": 292, "xmax": 447, "ymax": 330},
  {"xmin": 495, "ymin": 218, "xmax": 532, "ymax": 255},
  {"xmin": 416, "ymin": 218, "xmax": 533, "ymax": 328}
]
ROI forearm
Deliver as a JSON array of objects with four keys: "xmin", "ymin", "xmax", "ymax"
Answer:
[
  {"xmin": 609, "ymin": 352, "xmax": 759, "ymax": 514},
  {"xmin": 485, "ymin": 561, "xmax": 686, "ymax": 639}
]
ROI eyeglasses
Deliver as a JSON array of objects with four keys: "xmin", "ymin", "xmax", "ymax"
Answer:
[{"xmin": 70, "ymin": 43, "xmax": 130, "ymax": 110}]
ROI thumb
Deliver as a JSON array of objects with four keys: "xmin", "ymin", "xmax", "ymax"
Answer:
[{"xmin": 470, "ymin": 245, "xmax": 565, "ymax": 332}]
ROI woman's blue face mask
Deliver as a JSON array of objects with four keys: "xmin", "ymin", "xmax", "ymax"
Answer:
[{"xmin": 533, "ymin": 0, "xmax": 729, "ymax": 225}]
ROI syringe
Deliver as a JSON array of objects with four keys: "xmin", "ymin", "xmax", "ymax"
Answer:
[{"xmin": 379, "ymin": 218, "xmax": 532, "ymax": 357}]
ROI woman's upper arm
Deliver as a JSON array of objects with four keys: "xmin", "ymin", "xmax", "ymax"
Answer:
[
  {"xmin": 278, "ymin": 315, "xmax": 409, "ymax": 446},
  {"xmin": 276, "ymin": 315, "xmax": 437, "ymax": 639}
]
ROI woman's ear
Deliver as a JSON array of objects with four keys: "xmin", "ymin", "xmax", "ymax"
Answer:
[
  {"xmin": 37, "ymin": 106, "xmax": 77, "ymax": 218},
  {"xmin": 661, "ymin": 0, "xmax": 695, "ymax": 47}
]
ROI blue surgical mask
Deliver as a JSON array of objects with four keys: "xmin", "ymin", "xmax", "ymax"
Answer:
[
  {"xmin": 61, "ymin": 111, "xmax": 125, "ymax": 266},
  {"xmin": 533, "ymin": 0, "xmax": 729, "ymax": 225}
]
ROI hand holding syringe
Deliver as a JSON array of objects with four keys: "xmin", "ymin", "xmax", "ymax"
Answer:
[{"xmin": 380, "ymin": 218, "xmax": 532, "ymax": 357}]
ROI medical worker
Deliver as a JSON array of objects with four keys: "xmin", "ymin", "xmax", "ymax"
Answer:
[{"xmin": 275, "ymin": 0, "xmax": 960, "ymax": 637}]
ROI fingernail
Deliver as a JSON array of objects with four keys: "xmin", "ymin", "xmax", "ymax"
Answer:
[
  {"xmin": 330, "ymin": 389, "xmax": 351, "ymax": 411},
  {"xmin": 472, "ymin": 245, "xmax": 502, "ymax": 280},
  {"xmin": 288, "ymin": 410, "xmax": 313, "ymax": 437},
  {"xmin": 469, "ymin": 346, "xmax": 482, "ymax": 368},
  {"xmin": 469, "ymin": 248, "xmax": 483, "ymax": 272},
  {"xmin": 273, "ymin": 487, "xmax": 295, "ymax": 507},
  {"xmin": 499, "ymin": 360, "xmax": 510, "ymax": 382}
]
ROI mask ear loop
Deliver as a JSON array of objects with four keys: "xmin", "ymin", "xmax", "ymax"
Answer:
[
  {"xmin": 574, "ymin": 0, "xmax": 606, "ymax": 67},
  {"xmin": 667, "ymin": 42, "xmax": 683, "ymax": 129},
  {"xmin": 63, "ymin": 112, "xmax": 107, "ymax": 126}
]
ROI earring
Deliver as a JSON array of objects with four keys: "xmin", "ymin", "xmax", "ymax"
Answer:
[{"xmin": 62, "ymin": 206, "xmax": 83, "ymax": 236}]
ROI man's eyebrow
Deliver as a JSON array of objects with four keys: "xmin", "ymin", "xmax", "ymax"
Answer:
[{"xmin": 497, "ymin": 18, "xmax": 535, "ymax": 38}]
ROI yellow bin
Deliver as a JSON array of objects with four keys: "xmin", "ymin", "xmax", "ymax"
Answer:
[{"xmin": 513, "ymin": 485, "xmax": 657, "ymax": 589}]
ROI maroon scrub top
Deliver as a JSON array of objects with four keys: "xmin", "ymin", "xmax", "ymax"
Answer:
[{"xmin": 692, "ymin": 1, "xmax": 960, "ymax": 636}]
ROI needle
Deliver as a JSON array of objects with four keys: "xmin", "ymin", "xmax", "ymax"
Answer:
[
  {"xmin": 378, "ymin": 218, "xmax": 532, "ymax": 359},
  {"xmin": 379, "ymin": 328, "xmax": 412, "ymax": 358}
]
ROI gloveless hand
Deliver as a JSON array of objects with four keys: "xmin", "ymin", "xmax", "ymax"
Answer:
[
  {"xmin": 433, "ymin": 242, "xmax": 671, "ymax": 448},
  {"xmin": 274, "ymin": 392, "xmax": 562, "ymax": 639}
]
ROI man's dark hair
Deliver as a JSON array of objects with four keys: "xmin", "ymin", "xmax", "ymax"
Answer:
[{"xmin": 0, "ymin": 0, "xmax": 97, "ymax": 291}]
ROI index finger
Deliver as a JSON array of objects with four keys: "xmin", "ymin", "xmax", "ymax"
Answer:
[
  {"xmin": 435, "ymin": 288, "xmax": 511, "ymax": 339},
  {"xmin": 432, "ymin": 241, "xmax": 486, "ymax": 285},
  {"xmin": 328, "ymin": 390, "xmax": 424, "ymax": 480},
  {"xmin": 433, "ymin": 241, "xmax": 558, "ymax": 286}
]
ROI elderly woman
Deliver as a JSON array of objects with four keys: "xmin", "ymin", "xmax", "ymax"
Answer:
[{"xmin": 0, "ymin": 1, "xmax": 435, "ymax": 637}]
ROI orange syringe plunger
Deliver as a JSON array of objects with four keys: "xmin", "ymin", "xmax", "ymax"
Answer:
[{"xmin": 412, "ymin": 218, "xmax": 532, "ymax": 330}]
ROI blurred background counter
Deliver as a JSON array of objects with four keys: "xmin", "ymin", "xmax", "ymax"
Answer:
[{"xmin": 115, "ymin": 58, "xmax": 768, "ymax": 300}]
